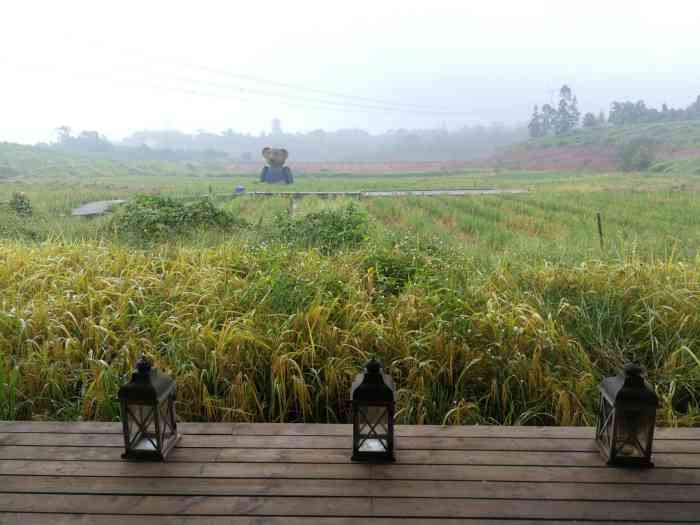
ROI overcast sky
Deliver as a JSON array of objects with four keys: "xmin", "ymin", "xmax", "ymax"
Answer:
[{"xmin": 2, "ymin": 0, "xmax": 699, "ymax": 144}]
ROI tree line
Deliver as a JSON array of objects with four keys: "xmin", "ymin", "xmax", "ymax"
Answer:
[
  {"xmin": 527, "ymin": 85, "xmax": 583, "ymax": 138},
  {"xmin": 529, "ymin": 87, "xmax": 700, "ymax": 138},
  {"xmin": 608, "ymin": 96, "xmax": 700, "ymax": 126},
  {"xmin": 48, "ymin": 125, "xmax": 527, "ymax": 162}
]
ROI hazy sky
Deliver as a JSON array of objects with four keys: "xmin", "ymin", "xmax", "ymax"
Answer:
[{"xmin": 2, "ymin": 0, "xmax": 699, "ymax": 143}]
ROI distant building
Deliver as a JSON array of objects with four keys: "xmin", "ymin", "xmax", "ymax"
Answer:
[{"xmin": 271, "ymin": 118, "xmax": 282, "ymax": 135}]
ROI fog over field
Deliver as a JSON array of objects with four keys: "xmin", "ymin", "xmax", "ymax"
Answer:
[{"xmin": 2, "ymin": 0, "xmax": 699, "ymax": 144}]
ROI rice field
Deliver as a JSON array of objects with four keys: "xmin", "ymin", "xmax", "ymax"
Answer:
[{"xmin": 1, "ymin": 168, "xmax": 699, "ymax": 425}]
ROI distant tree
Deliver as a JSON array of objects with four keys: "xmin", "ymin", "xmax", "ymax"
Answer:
[
  {"xmin": 541, "ymin": 104, "xmax": 556, "ymax": 135},
  {"xmin": 582, "ymin": 112, "xmax": 598, "ymax": 128},
  {"xmin": 55, "ymin": 126, "xmax": 72, "ymax": 144},
  {"xmin": 553, "ymin": 85, "xmax": 579, "ymax": 135},
  {"xmin": 689, "ymin": 95, "xmax": 700, "ymax": 119},
  {"xmin": 608, "ymin": 95, "xmax": 700, "ymax": 126},
  {"xmin": 598, "ymin": 111, "xmax": 607, "ymax": 125},
  {"xmin": 569, "ymin": 96, "xmax": 581, "ymax": 128},
  {"xmin": 559, "ymin": 85, "xmax": 573, "ymax": 102},
  {"xmin": 528, "ymin": 106, "xmax": 544, "ymax": 138}
]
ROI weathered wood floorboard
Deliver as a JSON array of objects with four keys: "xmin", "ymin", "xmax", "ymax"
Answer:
[
  {"xmin": 3, "ymin": 517, "xmax": 696, "ymax": 525},
  {"xmin": 0, "ymin": 422, "xmax": 696, "ymax": 439},
  {"xmin": 0, "ymin": 422, "xmax": 698, "ymax": 523},
  {"xmin": 2, "ymin": 432, "xmax": 699, "ymax": 453},
  {"xmin": 2, "ymin": 445, "xmax": 700, "ymax": 467}
]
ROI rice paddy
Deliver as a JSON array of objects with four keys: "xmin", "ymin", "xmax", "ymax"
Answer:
[{"xmin": 1, "ymin": 167, "xmax": 699, "ymax": 425}]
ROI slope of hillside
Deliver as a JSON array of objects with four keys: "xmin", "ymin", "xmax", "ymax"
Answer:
[
  {"xmin": 493, "ymin": 121, "xmax": 700, "ymax": 172},
  {"xmin": 0, "ymin": 142, "xmax": 220, "ymax": 179},
  {"xmin": 526, "ymin": 120, "xmax": 700, "ymax": 149}
]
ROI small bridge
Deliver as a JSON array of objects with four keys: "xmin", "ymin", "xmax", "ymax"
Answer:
[
  {"xmin": 241, "ymin": 187, "xmax": 528, "ymax": 199},
  {"xmin": 71, "ymin": 200, "xmax": 126, "ymax": 217},
  {"xmin": 0, "ymin": 421, "xmax": 698, "ymax": 523}
]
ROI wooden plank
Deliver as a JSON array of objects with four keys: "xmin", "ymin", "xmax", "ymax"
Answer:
[
  {"xmin": 370, "ymin": 498, "xmax": 700, "ymax": 521},
  {"xmin": 2, "ymin": 460, "xmax": 699, "ymax": 484},
  {"xmin": 229, "ymin": 424, "xmax": 700, "ymax": 440},
  {"xmin": 0, "ymin": 494, "xmax": 368, "ymax": 516},
  {"xmin": 0, "ymin": 446, "xmax": 220, "ymax": 462},
  {"xmin": 0, "ymin": 422, "xmax": 232, "ymax": 434},
  {"xmin": 2, "ymin": 475, "xmax": 700, "ymax": 502},
  {"xmin": 1, "ymin": 422, "xmax": 697, "ymax": 441},
  {"xmin": 1, "ymin": 494, "xmax": 698, "ymax": 521},
  {"xmin": 3, "ymin": 432, "xmax": 699, "ymax": 454},
  {"xmin": 0, "ymin": 460, "xmax": 369, "ymax": 479},
  {"xmin": 3, "ymin": 445, "xmax": 698, "ymax": 468},
  {"xmin": 4, "ymin": 516, "xmax": 689, "ymax": 525}
]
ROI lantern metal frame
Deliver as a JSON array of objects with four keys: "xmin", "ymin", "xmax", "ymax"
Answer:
[
  {"xmin": 350, "ymin": 359, "xmax": 396, "ymax": 463},
  {"xmin": 118, "ymin": 354, "xmax": 181, "ymax": 461},
  {"xmin": 595, "ymin": 363, "xmax": 658, "ymax": 468}
]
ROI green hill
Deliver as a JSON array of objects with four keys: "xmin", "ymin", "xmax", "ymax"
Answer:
[
  {"xmin": 0, "ymin": 142, "xmax": 217, "ymax": 180},
  {"xmin": 524, "ymin": 120, "xmax": 700, "ymax": 150},
  {"xmin": 494, "ymin": 121, "xmax": 700, "ymax": 173}
]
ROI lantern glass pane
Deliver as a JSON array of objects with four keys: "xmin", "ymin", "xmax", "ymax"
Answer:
[
  {"xmin": 358, "ymin": 405, "xmax": 389, "ymax": 453},
  {"xmin": 614, "ymin": 408, "xmax": 653, "ymax": 458},
  {"xmin": 127, "ymin": 403, "xmax": 160, "ymax": 452}
]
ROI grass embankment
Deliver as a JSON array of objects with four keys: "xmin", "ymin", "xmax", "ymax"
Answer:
[
  {"xmin": 524, "ymin": 121, "xmax": 700, "ymax": 150},
  {"xmin": 1, "ymin": 240, "xmax": 698, "ymax": 426}
]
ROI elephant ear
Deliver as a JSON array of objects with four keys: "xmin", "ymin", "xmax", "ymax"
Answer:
[{"xmin": 262, "ymin": 147, "xmax": 272, "ymax": 162}]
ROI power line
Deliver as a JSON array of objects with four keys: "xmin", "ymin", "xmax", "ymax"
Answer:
[
  {"xmin": 62, "ymin": 34, "xmax": 476, "ymax": 116},
  {"xmin": 148, "ymin": 70, "xmax": 476, "ymax": 117},
  {"xmin": 185, "ymin": 63, "xmax": 457, "ymax": 112},
  {"xmin": 20, "ymin": 64, "xmax": 473, "ymax": 119}
]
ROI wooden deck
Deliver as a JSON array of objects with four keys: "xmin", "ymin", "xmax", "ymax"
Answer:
[{"xmin": 0, "ymin": 422, "xmax": 699, "ymax": 523}]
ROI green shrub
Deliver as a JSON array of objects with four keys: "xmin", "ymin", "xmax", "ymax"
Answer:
[
  {"xmin": 272, "ymin": 203, "xmax": 369, "ymax": 254},
  {"xmin": 9, "ymin": 192, "xmax": 32, "ymax": 216},
  {"xmin": 112, "ymin": 195, "xmax": 247, "ymax": 239},
  {"xmin": 363, "ymin": 248, "xmax": 419, "ymax": 295},
  {"xmin": 616, "ymin": 138, "xmax": 658, "ymax": 171}
]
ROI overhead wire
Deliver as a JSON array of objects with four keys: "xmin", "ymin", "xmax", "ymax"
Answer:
[{"xmin": 60, "ymin": 34, "xmax": 478, "ymax": 117}]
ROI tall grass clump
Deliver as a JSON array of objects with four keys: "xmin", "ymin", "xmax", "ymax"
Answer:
[
  {"xmin": 272, "ymin": 203, "xmax": 369, "ymax": 254},
  {"xmin": 0, "ymin": 239, "xmax": 698, "ymax": 426},
  {"xmin": 111, "ymin": 194, "xmax": 248, "ymax": 241}
]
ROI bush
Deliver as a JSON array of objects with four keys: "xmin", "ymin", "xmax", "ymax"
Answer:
[
  {"xmin": 617, "ymin": 138, "xmax": 658, "ymax": 171},
  {"xmin": 272, "ymin": 203, "xmax": 369, "ymax": 254},
  {"xmin": 112, "ymin": 195, "xmax": 246, "ymax": 240},
  {"xmin": 9, "ymin": 192, "xmax": 32, "ymax": 216}
]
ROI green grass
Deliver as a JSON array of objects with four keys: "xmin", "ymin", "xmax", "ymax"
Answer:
[
  {"xmin": 1, "ymin": 147, "xmax": 699, "ymax": 426},
  {"xmin": 523, "ymin": 121, "xmax": 700, "ymax": 150}
]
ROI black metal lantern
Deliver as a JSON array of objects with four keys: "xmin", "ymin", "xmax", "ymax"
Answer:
[
  {"xmin": 595, "ymin": 363, "xmax": 659, "ymax": 468},
  {"xmin": 118, "ymin": 354, "xmax": 181, "ymax": 461},
  {"xmin": 350, "ymin": 359, "xmax": 395, "ymax": 463}
]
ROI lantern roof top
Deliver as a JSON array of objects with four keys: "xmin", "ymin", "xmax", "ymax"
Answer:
[
  {"xmin": 118, "ymin": 354, "xmax": 176, "ymax": 403},
  {"xmin": 599, "ymin": 362, "xmax": 659, "ymax": 406},
  {"xmin": 351, "ymin": 359, "xmax": 395, "ymax": 402}
]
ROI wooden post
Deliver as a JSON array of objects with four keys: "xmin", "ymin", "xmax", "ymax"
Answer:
[
  {"xmin": 597, "ymin": 212, "xmax": 604, "ymax": 250},
  {"xmin": 288, "ymin": 196, "xmax": 299, "ymax": 216}
]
